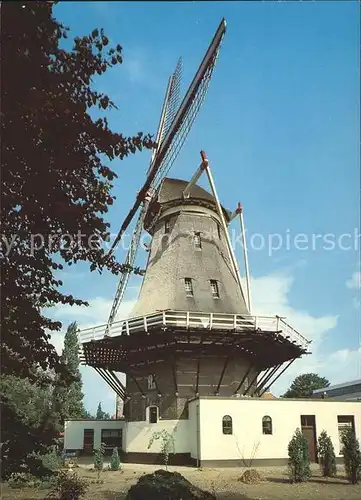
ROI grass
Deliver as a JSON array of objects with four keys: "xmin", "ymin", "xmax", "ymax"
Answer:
[{"xmin": 2, "ymin": 462, "xmax": 361, "ymax": 500}]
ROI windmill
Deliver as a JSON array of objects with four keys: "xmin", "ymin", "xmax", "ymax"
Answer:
[
  {"xmin": 79, "ymin": 18, "xmax": 311, "ymax": 423},
  {"xmin": 104, "ymin": 19, "xmax": 227, "ymax": 335}
]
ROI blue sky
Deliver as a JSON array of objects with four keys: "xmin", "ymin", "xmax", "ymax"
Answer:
[{"xmin": 50, "ymin": 1, "xmax": 360, "ymax": 415}]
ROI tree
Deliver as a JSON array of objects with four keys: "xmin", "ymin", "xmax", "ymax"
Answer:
[
  {"xmin": 1, "ymin": 1, "xmax": 154, "ymax": 381},
  {"xmin": 288, "ymin": 428, "xmax": 311, "ymax": 483},
  {"xmin": 317, "ymin": 430, "xmax": 337, "ymax": 477},
  {"xmin": 96, "ymin": 402, "xmax": 110, "ymax": 420},
  {"xmin": 341, "ymin": 427, "xmax": 361, "ymax": 484},
  {"xmin": 282, "ymin": 373, "xmax": 330, "ymax": 398},
  {"xmin": 52, "ymin": 322, "xmax": 86, "ymax": 423},
  {"xmin": 1, "ymin": 1, "xmax": 154, "ymax": 476}
]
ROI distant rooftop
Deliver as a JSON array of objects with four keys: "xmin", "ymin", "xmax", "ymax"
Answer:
[{"xmin": 313, "ymin": 378, "xmax": 361, "ymax": 394}]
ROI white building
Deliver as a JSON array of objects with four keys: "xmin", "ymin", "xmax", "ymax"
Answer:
[{"xmin": 64, "ymin": 397, "xmax": 361, "ymax": 466}]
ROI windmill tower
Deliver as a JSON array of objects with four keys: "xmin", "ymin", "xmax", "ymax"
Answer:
[{"xmin": 79, "ymin": 19, "xmax": 310, "ymax": 424}]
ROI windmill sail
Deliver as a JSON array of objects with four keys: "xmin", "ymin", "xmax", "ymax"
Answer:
[
  {"xmin": 105, "ymin": 18, "xmax": 227, "ymax": 331},
  {"xmin": 107, "ymin": 18, "xmax": 226, "ymax": 258}
]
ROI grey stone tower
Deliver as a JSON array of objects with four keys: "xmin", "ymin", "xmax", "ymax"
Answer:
[{"xmin": 125, "ymin": 178, "xmax": 256, "ymax": 421}]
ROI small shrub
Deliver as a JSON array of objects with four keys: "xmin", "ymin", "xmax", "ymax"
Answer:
[
  {"xmin": 109, "ymin": 447, "xmax": 121, "ymax": 471},
  {"xmin": 93, "ymin": 442, "xmax": 105, "ymax": 480},
  {"xmin": 288, "ymin": 428, "xmax": 311, "ymax": 483},
  {"xmin": 317, "ymin": 430, "xmax": 337, "ymax": 477},
  {"xmin": 340, "ymin": 426, "xmax": 361, "ymax": 484},
  {"xmin": 47, "ymin": 470, "xmax": 88, "ymax": 500},
  {"xmin": 147, "ymin": 430, "xmax": 174, "ymax": 470},
  {"xmin": 40, "ymin": 447, "xmax": 62, "ymax": 473},
  {"xmin": 7, "ymin": 472, "xmax": 38, "ymax": 489}
]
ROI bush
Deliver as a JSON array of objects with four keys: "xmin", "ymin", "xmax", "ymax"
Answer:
[
  {"xmin": 109, "ymin": 447, "xmax": 121, "ymax": 471},
  {"xmin": 287, "ymin": 428, "xmax": 311, "ymax": 483},
  {"xmin": 7, "ymin": 472, "xmax": 40, "ymax": 489},
  {"xmin": 47, "ymin": 470, "xmax": 88, "ymax": 500},
  {"xmin": 340, "ymin": 426, "xmax": 361, "ymax": 484},
  {"xmin": 317, "ymin": 430, "xmax": 337, "ymax": 477},
  {"xmin": 93, "ymin": 442, "xmax": 105, "ymax": 480},
  {"xmin": 40, "ymin": 447, "xmax": 62, "ymax": 473}
]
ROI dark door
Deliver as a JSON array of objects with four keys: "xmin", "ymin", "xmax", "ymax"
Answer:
[
  {"xmin": 83, "ymin": 429, "xmax": 94, "ymax": 454},
  {"xmin": 301, "ymin": 415, "xmax": 317, "ymax": 462}
]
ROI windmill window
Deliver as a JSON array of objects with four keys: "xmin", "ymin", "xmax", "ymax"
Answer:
[
  {"xmin": 262, "ymin": 416, "xmax": 273, "ymax": 435},
  {"xmin": 165, "ymin": 220, "xmax": 170, "ymax": 234},
  {"xmin": 185, "ymin": 278, "xmax": 194, "ymax": 297},
  {"xmin": 147, "ymin": 374, "xmax": 156, "ymax": 390},
  {"xmin": 194, "ymin": 232, "xmax": 202, "ymax": 250},
  {"xmin": 149, "ymin": 406, "xmax": 158, "ymax": 424},
  {"xmin": 217, "ymin": 224, "xmax": 221, "ymax": 239},
  {"xmin": 222, "ymin": 415, "xmax": 233, "ymax": 435},
  {"xmin": 210, "ymin": 280, "xmax": 220, "ymax": 299}
]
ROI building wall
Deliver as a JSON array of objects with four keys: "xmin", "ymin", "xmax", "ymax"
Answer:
[
  {"xmin": 191, "ymin": 398, "xmax": 361, "ymax": 465},
  {"xmin": 124, "ymin": 419, "xmax": 189, "ymax": 454},
  {"xmin": 64, "ymin": 419, "xmax": 126, "ymax": 452},
  {"xmin": 64, "ymin": 399, "xmax": 361, "ymax": 466}
]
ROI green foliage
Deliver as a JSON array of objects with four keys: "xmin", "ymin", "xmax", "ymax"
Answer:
[
  {"xmin": 1, "ymin": 0, "xmax": 153, "ymax": 479},
  {"xmin": 2, "ymin": 0, "xmax": 154, "ymax": 379},
  {"xmin": 7, "ymin": 472, "xmax": 41, "ymax": 489},
  {"xmin": 287, "ymin": 428, "xmax": 311, "ymax": 483},
  {"xmin": 39, "ymin": 447, "xmax": 62, "ymax": 473},
  {"xmin": 340, "ymin": 426, "xmax": 361, "ymax": 484},
  {"xmin": 148, "ymin": 430, "xmax": 175, "ymax": 470},
  {"xmin": 96, "ymin": 402, "xmax": 111, "ymax": 419},
  {"xmin": 109, "ymin": 447, "xmax": 121, "ymax": 471},
  {"xmin": 282, "ymin": 373, "xmax": 330, "ymax": 398},
  {"xmin": 93, "ymin": 442, "xmax": 106, "ymax": 480},
  {"xmin": 317, "ymin": 430, "xmax": 337, "ymax": 477},
  {"xmin": 47, "ymin": 470, "xmax": 88, "ymax": 500},
  {"xmin": 1, "ymin": 392, "xmax": 58, "ymax": 480},
  {"xmin": 52, "ymin": 322, "xmax": 85, "ymax": 424}
]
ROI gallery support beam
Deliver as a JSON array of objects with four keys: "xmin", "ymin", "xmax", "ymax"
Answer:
[{"xmin": 233, "ymin": 363, "xmax": 253, "ymax": 395}]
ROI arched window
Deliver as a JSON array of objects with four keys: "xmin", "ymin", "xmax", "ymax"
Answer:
[
  {"xmin": 222, "ymin": 415, "xmax": 233, "ymax": 435},
  {"xmin": 262, "ymin": 416, "xmax": 272, "ymax": 435}
]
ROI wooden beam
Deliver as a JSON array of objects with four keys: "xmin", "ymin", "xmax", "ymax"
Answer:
[
  {"xmin": 242, "ymin": 371, "xmax": 259, "ymax": 396},
  {"xmin": 259, "ymin": 359, "xmax": 297, "ymax": 396},
  {"xmin": 172, "ymin": 355, "xmax": 178, "ymax": 396},
  {"xmin": 215, "ymin": 356, "xmax": 229, "ymax": 395},
  {"xmin": 233, "ymin": 363, "xmax": 253, "ymax": 395}
]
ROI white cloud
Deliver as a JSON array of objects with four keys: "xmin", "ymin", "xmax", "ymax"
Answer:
[
  {"xmin": 346, "ymin": 271, "xmax": 361, "ymax": 290},
  {"xmin": 247, "ymin": 272, "xmax": 359, "ymax": 395}
]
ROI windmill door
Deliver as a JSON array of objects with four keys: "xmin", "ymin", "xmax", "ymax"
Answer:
[
  {"xmin": 301, "ymin": 415, "xmax": 317, "ymax": 462},
  {"xmin": 83, "ymin": 429, "xmax": 94, "ymax": 454}
]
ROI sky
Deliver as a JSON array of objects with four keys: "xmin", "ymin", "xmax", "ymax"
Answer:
[{"xmin": 49, "ymin": 1, "xmax": 360, "ymax": 415}]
